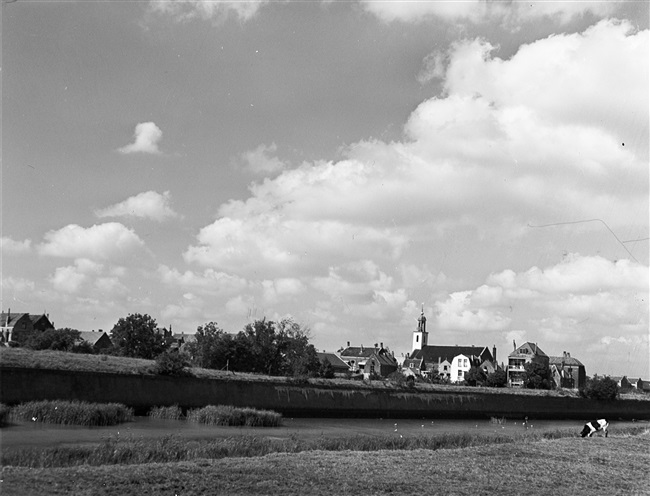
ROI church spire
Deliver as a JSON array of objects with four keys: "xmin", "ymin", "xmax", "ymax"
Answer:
[{"xmin": 412, "ymin": 303, "xmax": 428, "ymax": 352}]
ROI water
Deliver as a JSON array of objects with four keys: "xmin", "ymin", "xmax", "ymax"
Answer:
[{"xmin": 2, "ymin": 417, "xmax": 644, "ymax": 450}]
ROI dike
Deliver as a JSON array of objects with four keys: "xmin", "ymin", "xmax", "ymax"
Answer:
[{"xmin": 1, "ymin": 367, "xmax": 649, "ymax": 420}]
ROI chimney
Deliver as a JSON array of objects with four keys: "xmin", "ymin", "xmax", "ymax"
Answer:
[
  {"xmin": 513, "ymin": 340, "xmax": 516, "ymax": 351},
  {"xmin": 347, "ymin": 341, "xmax": 350, "ymax": 347},
  {"xmin": 380, "ymin": 342, "xmax": 383, "ymax": 349},
  {"xmin": 567, "ymin": 352, "xmax": 570, "ymax": 358},
  {"xmin": 361, "ymin": 344, "xmax": 364, "ymax": 352},
  {"xmin": 493, "ymin": 345, "xmax": 497, "ymax": 363}
]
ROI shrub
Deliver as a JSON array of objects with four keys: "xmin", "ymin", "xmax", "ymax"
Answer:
[
  {"xmin": 579, "ymin": 376, "xmax": 619, "ymax": 400},
  {"xmin": 486, "ymin": 369, "xmax": 508, "ymax": 388},
  {"xmin": 154, "ymin": 349, "xmax": 191, "ymax": 376},
  {"xmin": 318, "ymin": 358, "xmax": 335, "ymax": 379}
]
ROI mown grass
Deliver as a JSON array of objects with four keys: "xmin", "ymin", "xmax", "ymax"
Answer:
[
  {"xmin": 3, "ymin": 424, "xmax": 647, "ymax": 469},
  {"xmin": 8, "ymin": 400, "xmax": 133, "ymax": 427},
  {"xmin": 2, "ymin": 431, "xmax": 649, "ymax": 496}
]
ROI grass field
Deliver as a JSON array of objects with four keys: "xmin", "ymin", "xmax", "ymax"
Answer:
[{"xmin": 2, "ymin": 431, "xmax": 648, "ymax": 495}]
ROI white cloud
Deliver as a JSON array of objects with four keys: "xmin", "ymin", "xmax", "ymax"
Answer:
[
  {"xmin": 1, "ymin": 237, "xmax": 31, "ymax": 254},
  {"xmin": 95, "ymin": 191, "xmax": 180, "ymax": 222},
  {"xmin": 38, "ymin": 223, "xmax": 147, "ymax": 262},
  {"xmin": 238, "ymin": 143, "xmax": 286, "ymax": 175},
  {"xmin": 362, "ymin": 0, "xmax": 617, "ymax": 25},
  {"xmin": 118, "ymin": 122, "xmax": 163, "ymax": 154},
  {"xmin": 148, "ymin": 0, "xmax": 267, "ymax": 24}
]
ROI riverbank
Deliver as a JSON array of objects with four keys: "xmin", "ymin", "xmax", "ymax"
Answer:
[
  {"xmin": 2, "ymin": 430, "xmax": 649, "ymax": 496},
  {"xmin": 2, "ymin": 349, "xmax": 649, "ymax": 420}
]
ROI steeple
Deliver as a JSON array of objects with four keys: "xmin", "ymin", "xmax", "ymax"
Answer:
[{"xmin": 412, "ymin": 304, "xmax": 428, "ymax": 352}]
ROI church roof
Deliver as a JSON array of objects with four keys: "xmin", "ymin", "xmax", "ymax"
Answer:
[{"xmin": 411, "ymin": 345, "xmax": 493, "ymax": 363}]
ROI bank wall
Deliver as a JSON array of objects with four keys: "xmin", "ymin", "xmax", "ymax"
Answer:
[{"xmin": 2, "ymin": 367, "xmax": 649, "ymax": 420}]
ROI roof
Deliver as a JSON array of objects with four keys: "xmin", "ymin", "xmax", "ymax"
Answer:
[
  {"xmin": 510, "ymin": 342, "xmax": 547, "ymax": 358},
  {"xmin": 78, "ymin": 331, "xmax": 111, "ymax": 345},
  {"xmin": 403, "ymin": 357, "xmax": 423, "ymax": 369},
  {"xmin": 339, "ymin": 346, "xmax": 378, "ymax": 358},
  {"xmin": 549, "ymin": 356, "xmax": 584, "ymax": 367},
  {"xmin": 173, "ymin": 333, "xmax": 196, "ymax": 343},
  {"xmin": 1, "ymin": 312, "xmax": 29, "ymax": 327},
  {"xmin": 317, "ymin": 352, "xmax": 350, "ymax": 370},
  {"xmin": 411, "ymin": 345, "xmax": 493, "ymax": 364}
]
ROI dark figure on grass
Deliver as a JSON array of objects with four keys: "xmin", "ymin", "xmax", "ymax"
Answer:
[{"xmin": 580, "ymin": 419, "xmax": 609, "ymax": 438}]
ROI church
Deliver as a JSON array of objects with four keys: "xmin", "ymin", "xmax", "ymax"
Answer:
[{"xmin": 403, "ymin": 307, "xmax": 498, "ymax": 383}]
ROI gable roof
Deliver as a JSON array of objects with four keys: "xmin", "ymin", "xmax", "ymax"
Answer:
[
  {"xmin": 78, "ymin": 331, "xmax": 111, "ymax": 345},
  {"xmin": 317, "ymin": 352, "xmax": 350, "ymax": 371},
  {"xmin": 339, "ymin": 346, "xmax": 377, "ymax": 358},
  {"xmin": 411, "ymin": 345, "xmax": 493, "ymax": 364},
  {"xmin": 1, "ymin": 312, "xmax": 29, "ymax": 327},
  {"xmin": 510, "ymin": 342, "xmax": 547, "ymax": 358}
]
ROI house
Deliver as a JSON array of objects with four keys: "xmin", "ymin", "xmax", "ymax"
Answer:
[
  {"xmin": 611, "ymin": 376, "xmax": 633, "ymax": 390},
  {"xmin": 408, "ymin": 307, "xmax": 497, "ymax": 383},
  {"xmin": 628, "ymin": 378, "xmax": 646, "ymax": 390},
  {"xmin": 316, "ymin": 352, "xmax": 350, "ymax": 375},
  {"xmin": 549, "ymin": 352, "xmax": 586, "ymax": 389},
  {"xmin": 338, "ymin": 342, "xmax": 398, "ymax": 378},
  {"xmin": 171, "ymin": 332, "xmax": 197, "ymax": 351},
  {"xmin": 78, "ymin": 331, "xmax": 113, "ymax": 351},
  {"xmin": 402, "ymin": 357, "xmax": 424, "ymax": 376},
  {"xmin": 507, "ymin": 341, "xmax": 549, "ymax": 387},
  {"xmin": 0, "ymin": 310, "xmax": 55, "ymax": 345}
]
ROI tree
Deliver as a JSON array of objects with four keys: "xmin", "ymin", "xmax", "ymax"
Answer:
[
  {"xmin": 185, "ymin": 322, "xmax": 234, "ymax": 370},
  {"xmin": 24, "ymin": 328, "xmax": 82, "ymax": 352},
  {"xmin": 464, "ymin": 366, "xmax": 487, "ymax": 386},
  {"xmin": 485, "ymin": 369, "xmax": 507, "ymax": 388},
  {"xmin": 110, "ymin": 313, "xmax": 167, "ymax": 359},
  {"xmin": 579, "ymin": 376, "xmax": 619, "ymax": 401},
  {"xmin": 318, "ymin": 358, "xmax": 335, "ymax": 379},
  {"xmin": 524, "ymin": 360, "xmax": 552, "ymax": 390},
  {"xmin": 154, "ymin": 349, "xmax": 191, "ymax": 376},
  {"xmin": 275, "ymin": 319, "xmax": 320, "ymax": 377}
]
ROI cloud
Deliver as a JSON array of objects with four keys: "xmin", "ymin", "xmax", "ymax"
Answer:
[
  {"xmin": 237, "ymin": 143, "xmax": 286, "ymax": 175},
  {"xmin": 148, "ymin": 0, "xmax": 268, "ymax": 24},
  {"xmin": 361, "ymin": 0, "xmax": 617, "ymax": 25},
  {"xmin": 1, "ymin": 237, "xmax": 31, "ymax": 255},
  {"xmin": 95, "ymin": 191, "xmax": 180, "ymax": 222},
  {"xmin": 118, "ymin": 122, "xmax": 163, "ymax": 154},
  {"xmin": 38, "ymin": 223, "xmax": 147, "ymax": 262}
]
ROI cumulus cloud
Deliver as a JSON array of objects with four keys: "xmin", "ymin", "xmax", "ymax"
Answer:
[
  {"xmin": 95, "ymin": 191, "xmax": 180, "ymax": 222},
  {"xmin": 148, "ymin": 0, "xmax": 268, "ymax": 24},
  {"xmin": 238, "ymin": 143, "xmax": 286, "ymax": 175},
  {"xmin": 362, "ymin": 0, "xmax": 617, "ymax": 25},
  {"xmin": 118, "ymin": 122, "xmax": 163, "ymax": 154},
  {"xmin": 1, "ymin": 237, "xmax": 31, "ymax": 254},
  {"xmin": 38, "ymin": 223, "xmax": 147, "ymax": 262}
]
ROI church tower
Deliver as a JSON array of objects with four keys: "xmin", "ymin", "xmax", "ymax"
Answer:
[{"xmin": 412, "ymin": 304, "xmax": 428, "ymax": 352}]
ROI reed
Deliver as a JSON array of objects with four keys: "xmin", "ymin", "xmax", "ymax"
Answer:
[
  {"xmin": 185, "ymin": 405, "xmax": 282, "ymax": 427},
  {"xmin": 0, "ymin": 403, "xmax": 9, "ymax": 427},
  {"xmin": 147, "ymin": 405, "xmax": 184, "ymax": 420},
  {"xmin": 9, "ymin": 400, "xmax": 133, "ymax": 427}
]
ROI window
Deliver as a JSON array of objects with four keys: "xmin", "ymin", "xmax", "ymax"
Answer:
[
  {"xmin": 409, "ymin": 363, "xmax": 414, "ymax": 368},
  {"xmin": 416, "ymin": 336, "xmax": 419, "ymax": 342},
  {"xmin": 458, "ymin": 370, "xmax": 463, "ymax": 378},
  {"xmin": 443, "ymin": 365, "xmax": 448, "ymax": 371}
]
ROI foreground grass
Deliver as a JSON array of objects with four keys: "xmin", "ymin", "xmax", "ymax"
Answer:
[
  {"xmin": 3, "ymin": 425, "xmax": 647, "ymax": 469},
  {"xmin": 2, "ymin": 431, "xmax": 648, "ymax": 496}
]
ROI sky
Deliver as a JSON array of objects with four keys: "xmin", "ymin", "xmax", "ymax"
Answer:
[{"xmin": 2, "ymin": 0, "xmax": 648, "ymax": 379}]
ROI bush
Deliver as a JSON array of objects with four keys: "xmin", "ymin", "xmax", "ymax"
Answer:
[
  {"xmin": 486, "ymin": 369, "xmax": 507, "ymax": 388},
  {"xmin": 579, "ymin": 376, "xmax": 619, "ymax": 400},
  {"xmin": 154, "ymin": 349, "xmax": 191, "ymax": 376}
]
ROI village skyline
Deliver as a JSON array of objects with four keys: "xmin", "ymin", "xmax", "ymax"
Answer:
[{"xmin": 2, "ymin": 1, "xmax": 648, "ymax": 380}]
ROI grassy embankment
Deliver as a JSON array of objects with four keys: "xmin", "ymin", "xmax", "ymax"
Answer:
[
  {"xmin": 2, "ymin": 431, "xmax": 649, "ymax": 495},
  {"xmin": 4, "ymin": 347, "xmax": 647, "ymax": 399}
]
